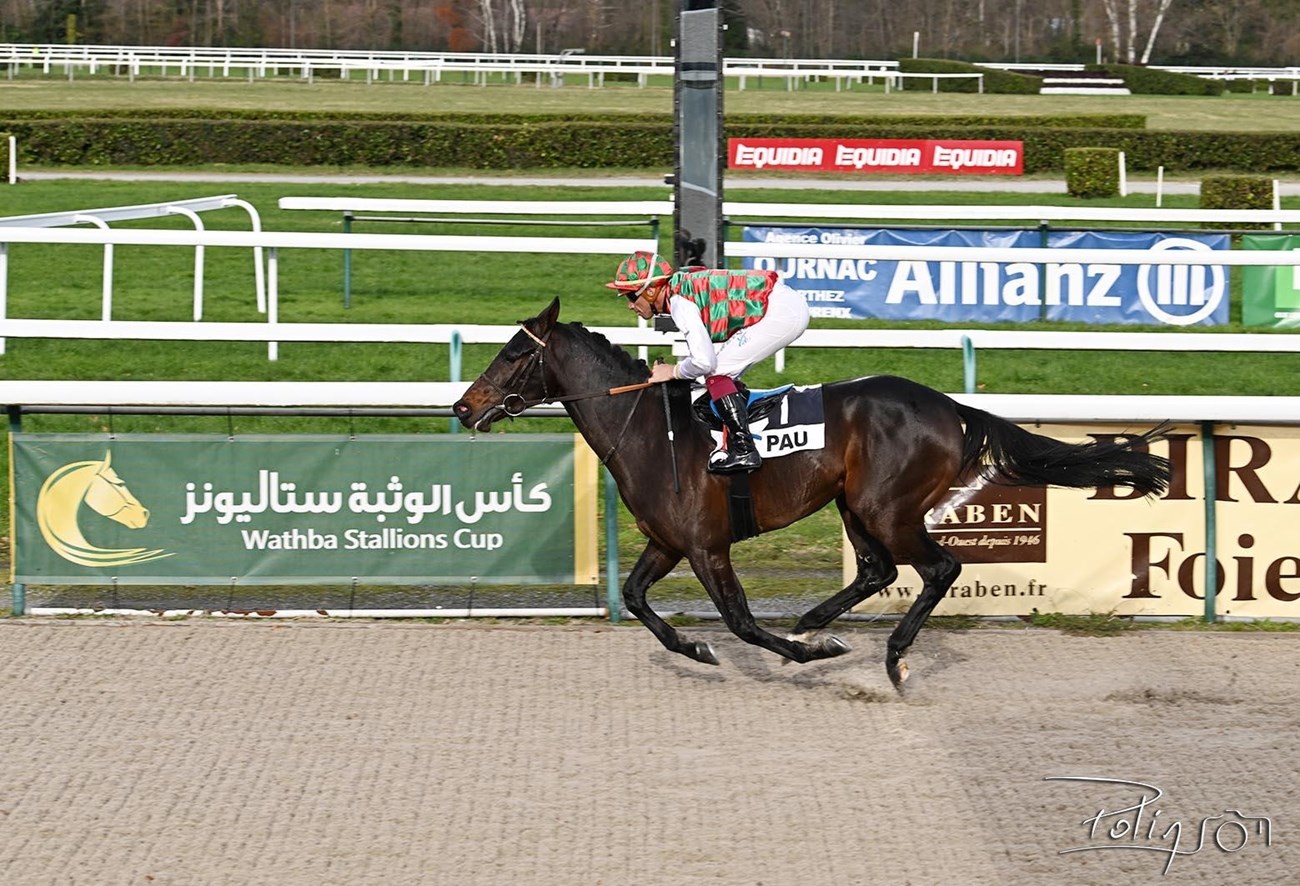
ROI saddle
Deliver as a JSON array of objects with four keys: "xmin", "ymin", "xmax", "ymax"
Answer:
[
  {"xmin": 690, "ymin": 381, "xmax": 793, "ymax": 430},
  {"xmin": 688, "ymin": 382, "xmax": 808, "ymax": 544}
]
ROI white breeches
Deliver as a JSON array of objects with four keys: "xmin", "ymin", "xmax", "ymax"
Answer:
[{"xmin": 710, "ymin": 282, "xmax": 810, "ymax": 379}]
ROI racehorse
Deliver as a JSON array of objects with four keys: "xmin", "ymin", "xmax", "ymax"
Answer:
[{"xmin": 452, "ymin": 298, "xmax": 1170, "ymax": 688}]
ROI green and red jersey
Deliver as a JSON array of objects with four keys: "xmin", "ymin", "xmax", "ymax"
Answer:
[{"xmin": 667, "ymin": 269, "xmax": 779, "ymax": 342}]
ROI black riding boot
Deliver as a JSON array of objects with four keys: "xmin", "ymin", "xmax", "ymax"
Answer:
[{"xmin": 709, "ymin": 392, "xmax": 762, "ymax": 474}]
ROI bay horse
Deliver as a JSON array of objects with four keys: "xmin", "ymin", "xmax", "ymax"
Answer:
[{"xmin": 452, "ymin": 298, "xmax": 1170, "ymax": 688}]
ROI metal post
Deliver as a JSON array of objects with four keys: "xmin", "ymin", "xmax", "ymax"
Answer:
[
  {"xmin": 604, "ymin": 467, "xmax": 621, "ymax": 623},
  {"xmin": 8, "ymin": 405, "xmax": 25, "ymax": 616},
  {"xmin": 448, "ymin": 330, "xmax": 462, "ymax": 434},
  {"xmin": 1201, "ymin": 422, "xmax": 1218, "ymax": 623},
  {"xmin": 342, "ymin": 211, "xmax": 353, "ymax": 308},
  {"xmin": 961, "ymin": 335, "xmax": 976, "ymax": 393},
  {"xmin": 674, "ymin": 0, "xmax": 725, "ymax": 267}
]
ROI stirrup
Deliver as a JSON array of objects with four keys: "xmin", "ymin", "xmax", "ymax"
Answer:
[{"xmin": 708, "ymin": 443, "xmax": 762, "ymax": 475}]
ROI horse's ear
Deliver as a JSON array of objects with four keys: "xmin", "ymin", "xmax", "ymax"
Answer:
[
  {"xmin": 538, "ymin": 296, "xmax": 560, "ymax": 330},
  {"xmin": 102, "ymin": 450, "xmax": 112, "ymax": 468}
]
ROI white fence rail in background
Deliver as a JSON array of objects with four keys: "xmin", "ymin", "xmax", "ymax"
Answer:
[
  {"xmin": 3, "ymin": 224, "xmax": 1300, "ymax": 368},
  {"xmin": 1, "ymin": 380, "xmax": 1296, "ymax": 426},
  {"xmin": 0, "ymin": 226, "xmax": 657, "ymax": 359},
  {"xmin": 5, "ymin": 44, "xmax": 1299, "ymax": 90},
  {"xmin": 0, "ymin": 43, "xmax": 899, "ymax": 90},
  {"xmin": 0, "ymin": 195, "xmax": 265, "ymax": 324}
]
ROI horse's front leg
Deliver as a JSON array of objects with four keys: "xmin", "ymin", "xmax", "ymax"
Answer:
[
  {"xmin": 691, "ymin": 548, "xmax": 851, "ymax": 664},
  {"xmin": 622, "ymin": 540, "xmax": 719, "ymax": 666}
]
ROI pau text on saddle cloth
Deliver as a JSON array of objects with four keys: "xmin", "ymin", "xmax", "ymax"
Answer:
[
  {"xmin": 709, "ymin": 384, "xmax": 826, "ymax": 459},
  {"xmin": 1047, "ymin": 776, "xmax": 1273, "ymax": 876}
]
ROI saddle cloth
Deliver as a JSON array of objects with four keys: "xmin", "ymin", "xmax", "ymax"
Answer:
[{"xmin": 693, "ymin": 383, "xmax": 826, "ymax": 458}]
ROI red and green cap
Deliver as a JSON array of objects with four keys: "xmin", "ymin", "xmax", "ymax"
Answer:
[{"xmin": 605, "ymin": 251, "xmax": 673, "ymax": 292}]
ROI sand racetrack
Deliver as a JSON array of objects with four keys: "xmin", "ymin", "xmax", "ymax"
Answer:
[{"xmin": 0, "ymin": 619, "xmax": 1293, "ymax": 886}]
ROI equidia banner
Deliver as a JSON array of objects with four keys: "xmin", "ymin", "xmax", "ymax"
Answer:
[
  {"xmin": 10, "ymin": 434, "xmax": 599, "ymax": 586},
  {"xmin": 742, "ymin": 227, "xmax": 1231, "ymax": 326},
  {"xmin": 845, "ymin": 424, "xmax": 1300, "ymax": 619},
  {"xmin": 727, "ymin": 138, "xmax": 1023, "ymax": 175}
]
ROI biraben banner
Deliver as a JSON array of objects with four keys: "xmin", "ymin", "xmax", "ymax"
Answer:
[
  {"xmin": 10, "ymin": 434, "xmax": 599, "ymax": 586},
  {"xmin": 728, "ymin": 138, "xmax": 1023, "ymax": 175},
  {"xmin": 741, "ymin": 227, "xmax": 1231, "ymax": 326},
  {"xmin": 845, "ymin": 424, "xmax": 1300, "ymax": 620}
]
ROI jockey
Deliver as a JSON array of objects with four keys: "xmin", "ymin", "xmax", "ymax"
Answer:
[{"xmin": 606, "ymin": 250, "xmax": 810, "ymax": 474}]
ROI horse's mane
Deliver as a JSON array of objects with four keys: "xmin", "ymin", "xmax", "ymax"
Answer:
[{"xmin": 560, "ymin": 320, "xmax": 648, "ymax": 377}]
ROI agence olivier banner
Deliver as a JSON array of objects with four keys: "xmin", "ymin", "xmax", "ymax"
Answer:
[
  {"xmin": 11, "ymin": 434, "xmax": 598, "ymax": 586},
  {"xmin": 728, "ymin": 138, "xmax": 1023, "ymax": 175},
  {"xmin": 742, "ymin": 227, "xmax": 1231, "ymax": 326},
  {"xmin": 845, "ymin": 424, "xmax": 1300, "ymax": 619},
  {"xmin": 1241, "ymin": 233, "xmax": 1300, "ymax": 328}
]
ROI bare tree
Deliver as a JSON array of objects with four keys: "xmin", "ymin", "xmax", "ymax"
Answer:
[{"xmin": 1101, "ymin": 0, "xmax": 1176, "ymax": 64}]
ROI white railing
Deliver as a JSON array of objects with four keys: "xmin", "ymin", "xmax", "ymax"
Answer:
[
  {"xmin": 0, "ymin": 195, "xmax": 264, "ymax": 325},
  {"xmin": 7, "ymin": 44, "xmax": 1300, "ymax": 90},
  {"xmin": 0, "ymin": 43, "xmax": 899, "ymax": 90},
  {"xmin": 0, "ymin": 226, "xmax": 657, "ymax": 359},
  {"xmin": 282, "ymin": 197, "xmax": 1300, "ymax": 228},
  {"xmin": 0, "ymin": 379, "xmax": 1295, "ymax": 426},
  {"xmin": 721, "ymin": 202, "xmax": 1300, "ymax": 227}
]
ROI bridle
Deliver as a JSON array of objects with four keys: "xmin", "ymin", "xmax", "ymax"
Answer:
[
  {"xmin": 472, "ymin": 321, "xmax": 653, "ymax": 465},
  {"xmin": 474, "ymin": 323, "xmax": 554, "ymax": 419}
]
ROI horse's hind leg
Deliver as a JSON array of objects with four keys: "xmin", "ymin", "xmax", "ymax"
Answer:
[
  {"xmin": 692, "ymin": 548, "xmax": 851, "ymax": 663},
  {"xmin": 789, "ymin": 498, "xmax": 898, "ymax": 642},
  {"xmin": 623, "ymin": 541, "xmax": 720, "ymax": 666},
  {"xmin": 884, "ymin": 530, "xmax": 961, "ymax": 690}
]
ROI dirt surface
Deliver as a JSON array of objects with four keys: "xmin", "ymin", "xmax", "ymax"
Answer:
[{"xmin": 0, "ymin": 619, "xmax": 1293, "ymax": 886}]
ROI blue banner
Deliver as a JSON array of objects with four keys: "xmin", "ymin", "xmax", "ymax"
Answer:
[{"xmin": 740, "ymin": 227, "xmax": 1231, "ymax": 326}]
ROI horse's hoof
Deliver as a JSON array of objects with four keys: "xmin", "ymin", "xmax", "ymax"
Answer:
[
  {"xmin": 887, "ymin": 658, "xmax": 910, "ymax": 691},
  {"xmin": 686, "ymin": 640, "xmax": 720, "ymax": 666},
  {"xmin": 782, "ymin": 631, "xmax": 817, "ymax": 665},
  {"xmin": 817, "ymin": 634, "xmax": 852, "ymax": 658}
]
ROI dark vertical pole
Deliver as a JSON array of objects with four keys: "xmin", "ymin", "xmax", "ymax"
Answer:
[{"xmin": 674, "ymin": 0, "xmax": 725, "ymax": 268}]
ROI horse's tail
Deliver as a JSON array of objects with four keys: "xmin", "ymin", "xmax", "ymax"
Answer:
[{"xmin": 955, "ymin": 404, "xmax": 1171, "ymax": 498}]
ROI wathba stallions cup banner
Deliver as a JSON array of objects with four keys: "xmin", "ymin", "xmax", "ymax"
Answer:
[
  {"xmin": 10, "ymin": 434, "xmax": 598, "ymax": 585},
  {"xmin": 846, "ymin": 424, "xmax": 1300, "ymax": 620}
]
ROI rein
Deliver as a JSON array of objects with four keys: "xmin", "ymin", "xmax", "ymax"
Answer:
[{"xmin": 479, "ymin": 322, "xmax": 657, "ymax": 465}]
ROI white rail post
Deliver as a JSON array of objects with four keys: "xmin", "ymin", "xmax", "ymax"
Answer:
[
  {"xmin": 73, "ymin": 215, "xmax": 114, "ymax": 321},
  {"xmin": 6, "ymin": 135, "xmax": 15, "ymax": 184},
  {"xmin": 226, "ymin": 198, "xmax": 267, "ymax": 313},
  {"xmin": 0, "ymin": 243, "xmax": 7, "ymax": 354},
  {"xmin": 267, "ymin": 246, "xmax": 279, "ymax": 361},
  {"xmin": 166, "ymin": 205, "xmax": 206, "ymax": 320}
]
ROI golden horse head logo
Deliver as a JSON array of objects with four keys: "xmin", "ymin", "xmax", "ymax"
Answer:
[{"xmin": 36, "ymin": 451, "xmax": 173, "ymax": 567}]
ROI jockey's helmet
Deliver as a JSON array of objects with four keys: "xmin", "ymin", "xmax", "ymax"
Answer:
[{"xmin": 605, "ymin": 251, "xmax": 673, "ymax": 297}]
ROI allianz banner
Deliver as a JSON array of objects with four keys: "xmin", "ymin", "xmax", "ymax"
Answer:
[
  {"xmin": 10, "ymin": 434, "xmax": 599, "ymax": 586},
  {"xmin": 845, "ymin": 424, "xmax": 1300, "ymax": 619},
  {"xmin": 1241, "ymin": 233, "xmax": 1300, "ymax": 328},
  {"xmin": 742, "ymin": 227, "xmax": 1231, "ymax": 326}
]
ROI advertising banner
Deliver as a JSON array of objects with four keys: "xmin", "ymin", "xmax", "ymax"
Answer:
[
  {"xmin": 742, "ymin": 227, "xmax": 1231, "ymax": 326},
  {"xmin": 1241, "ymin": 233, "xmax": 1300, "ymax": 328},
  {"xmin": 728, "ymin": 138, "xmax": 1023, "ymax": 175},
  {"xmin": 11, "ymin": 434, "xmax": 599, "ymax": 586},
  {"xmin": 845, "ymin": 424, "xmax": 1300, "ymax": 619}
]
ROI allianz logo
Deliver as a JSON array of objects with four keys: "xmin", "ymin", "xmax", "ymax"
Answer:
[{"xmin": 754, "ymin": 238, "xmax": 1227, "ymax": 325}]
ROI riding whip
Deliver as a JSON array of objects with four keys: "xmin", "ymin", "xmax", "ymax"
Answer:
[{"xmin": 661, "ymin": 383, "xmax": 681, "ymax": 494}]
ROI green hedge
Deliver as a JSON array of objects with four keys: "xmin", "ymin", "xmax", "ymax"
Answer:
[
  {"xmin": 1200, "ymin": 174, "xmax": 1276, "ymax": 229},
  {"xmin": 1092, "ymin": 64, "xmax": 1225, "ymax": 96},
  {"xmin": 1064, "ymin": 147, "xmax": 1122, "ymax": 198},
  {"xmin": 4, "ymin": 117, "xmax": 1298, "ymax": 172},
  {"xmin": 0, "ymin": 108, "xmax": 1145, "ymax": 129},
  {"xmin": 897, "ymin": 58, "xmax": 1042, "ymax": 94}
]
